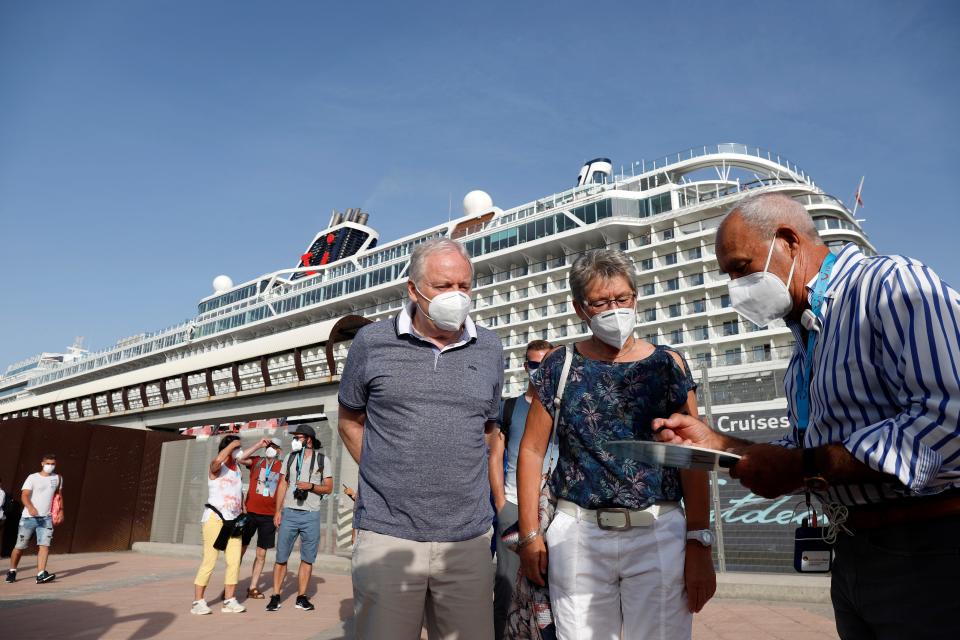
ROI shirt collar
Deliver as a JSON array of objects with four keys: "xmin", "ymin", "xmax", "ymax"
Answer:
[
  {"xmin": 395, "ymin": 301, "xmax": 476, "ymax": 343},
  {"xmin": 789, "ymin": 243, "xmax": 863, "ymax": 336},
  {"xmin": 804, "ymin": 243, "xmax": 863, "ymax": 304}
]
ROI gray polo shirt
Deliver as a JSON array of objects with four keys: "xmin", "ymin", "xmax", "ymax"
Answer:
[{"xmin": 338, "ymin": 303, "xmax": 503, "ymax": 542}]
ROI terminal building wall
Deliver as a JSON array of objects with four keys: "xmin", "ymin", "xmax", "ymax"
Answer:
[{"xmin": 0, "ymin": 417, "xmax": 185, "ymax": 557}]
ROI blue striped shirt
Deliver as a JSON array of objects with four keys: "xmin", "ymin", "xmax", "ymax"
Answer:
[{"xmin": 780, "ymin": 243, "xmax": 960, "ymax": 505}]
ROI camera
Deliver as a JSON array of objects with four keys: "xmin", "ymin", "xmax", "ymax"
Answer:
[{"xmin": 293, "ymin": 487, "xmax": 309, "ymax": 501}]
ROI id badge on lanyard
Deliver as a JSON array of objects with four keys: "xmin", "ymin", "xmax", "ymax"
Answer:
[{"xmin": 793, "ymin": 252, "xmax": 837, "ymax": 574}]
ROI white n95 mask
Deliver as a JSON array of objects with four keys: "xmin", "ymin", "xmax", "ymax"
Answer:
[
  {"xmin": 727, "ymin": 234, "xmax": 796, "ymax": 328},
  {"xmin": 290, "ymin": 439, "xmax": 303, "ymax": 453},
  {"xmin": 589, "ymin": 308, "xmax": 637, "ymax": 349},
  {"xmin": 265, "ymin": 448, "xmax": 278, "ymax": 459},
  {"xmin": 414, "ymin": 285, "xmax": 472, "ymax": 331}
]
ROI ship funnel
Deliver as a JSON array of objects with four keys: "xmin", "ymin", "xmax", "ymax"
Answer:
[
  {"xmin": 328, "ymin": 210, "xmax": 344, "ymax": 227},
  {"xmin": 356, "ymin": 212, "xmax": 369, "ymax": 225},
  {"xmin": 576, "ymin": 158, "xmax": 613, "ymax": 186},
  {"xmin": 463, "ymin": 190, "xmax": 494, "ymax": 217}
]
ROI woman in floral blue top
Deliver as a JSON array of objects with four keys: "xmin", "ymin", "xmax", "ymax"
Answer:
[{"xmin": 517, "ymin": 249, "xmax": 716, "ymax": 640}]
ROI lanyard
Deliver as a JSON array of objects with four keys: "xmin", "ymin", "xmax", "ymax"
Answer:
[
  {"xmin": 295, "ymin": 449, "xmax": 304, "ymax": 481},
  {"xmin": 261, "ymin": 457, "xmax": 277, "ymax": 485},
  {"xmin": 795, "ymin": 252, "xmax": 838, "ymax": 442}
]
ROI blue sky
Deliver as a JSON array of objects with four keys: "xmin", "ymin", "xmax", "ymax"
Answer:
[{"xmin": 1, "ymin": 1, "xmax": 957, "ymax": 367}]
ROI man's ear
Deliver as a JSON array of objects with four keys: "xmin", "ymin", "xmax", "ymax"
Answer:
[{"xmin": 777, "ymin": 226, "xmax": 802, "ymax": 257}]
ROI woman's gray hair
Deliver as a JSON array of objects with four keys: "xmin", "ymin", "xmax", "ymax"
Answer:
[
  {"xmin": 729, "ymin": 193, "xmax": 824, "ymax": 244},
  {"xmin": 408, "ymin": 238, "xmax": 474, "ymax": 286},
  {"xmin": 569, "ymin": 249, "xmax": 638, "ymax": 303}
]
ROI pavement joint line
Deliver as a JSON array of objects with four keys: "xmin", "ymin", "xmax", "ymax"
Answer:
[{"xmin": 0, "ymin": 569, "xmax": 197, "ymax": 609}]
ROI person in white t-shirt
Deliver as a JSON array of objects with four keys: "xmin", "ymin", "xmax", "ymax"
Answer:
[{"xmin": 7, "ymin": 454, "xmax": 63, "ymax": 584}]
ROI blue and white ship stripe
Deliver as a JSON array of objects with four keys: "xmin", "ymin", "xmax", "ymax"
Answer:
[{"xmin": 781, "ymin": 243, "xmax": 960, "ymax": 505}]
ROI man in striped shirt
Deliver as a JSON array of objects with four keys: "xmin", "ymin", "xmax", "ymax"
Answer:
[{"xmin": 655, "ymin": 193, "xmax": 960, "ymax": 640}]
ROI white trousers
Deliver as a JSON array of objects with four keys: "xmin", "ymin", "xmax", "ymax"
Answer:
[{"xmin": 545, "ymin": 507, "xmax": 692, "ymax": 640}]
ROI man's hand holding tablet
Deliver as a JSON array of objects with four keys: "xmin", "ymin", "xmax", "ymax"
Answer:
[{"xmin": 652, "ymin": 413, "xmax": 804, "ymax": 497}]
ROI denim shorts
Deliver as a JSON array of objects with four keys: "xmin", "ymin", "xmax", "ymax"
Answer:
[
  {"xmin": 16, "ymin": 515, "xmax": 54, "ymax": 549},
  {"xmin": 275, "ymin": 508, "xmax": 320, "ymax": 564}
]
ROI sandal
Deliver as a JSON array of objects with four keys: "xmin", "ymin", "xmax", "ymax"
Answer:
[{"xmin": 247, "ymin": 588, "xmax": 265, "ymax": 599}]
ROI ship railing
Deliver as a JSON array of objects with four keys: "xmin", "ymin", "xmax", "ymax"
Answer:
[
  {"xmin": 609, "ymin": 143, "xmax": 809, "ymax": 184},
  {"xmin": 27, "ymin": 320, "xmax": 195, "ymax": 388}
]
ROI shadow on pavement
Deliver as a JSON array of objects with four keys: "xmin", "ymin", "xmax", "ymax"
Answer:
[
  {"xmin": 55, "ymin": 561, "xmax": 118, "ymax": 579},
  {"xmin": 2, "ymin": 599, "xmax": 175, "ymax": 639}
]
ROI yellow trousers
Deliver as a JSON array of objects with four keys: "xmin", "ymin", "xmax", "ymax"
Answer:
[{"xmin": 194, "ymin": 515, "xmax": 241, "ymax": 587}]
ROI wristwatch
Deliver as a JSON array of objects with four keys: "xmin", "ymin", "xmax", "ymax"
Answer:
[
  {"xmin": 802, "ymin": 448, "xmax": 829, "ymax": 492},
  {"xmin": 686, "ymin": 529, "xmax": 714, "ymax": 547}
]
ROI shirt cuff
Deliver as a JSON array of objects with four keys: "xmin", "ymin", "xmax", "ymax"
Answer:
[
  {"xmin": 843, "ymin": 420, "xmax": 943, "ymax": 493},
  {"xmin": 337, "ymin": 395, "xmax": 366, "ymax": 412}
]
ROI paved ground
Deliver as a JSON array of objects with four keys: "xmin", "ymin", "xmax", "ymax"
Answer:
[{"xmin": 0, "ymin": 550, "xmax": 838, "ymax": 639}]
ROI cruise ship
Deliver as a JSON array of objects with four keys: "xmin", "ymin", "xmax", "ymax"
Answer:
[{"xmin": 0, "ymin": 143, "xmax": 874, "ymax": 426}]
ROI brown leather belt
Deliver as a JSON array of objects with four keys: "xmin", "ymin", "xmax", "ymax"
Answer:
[{"xmin": 846, "ymin": 490, "xmax": 960, "ymax": 529}]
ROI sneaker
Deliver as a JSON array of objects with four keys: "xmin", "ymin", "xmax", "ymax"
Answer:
[
  {"xmin": 36, "ymin": 571, "xmax": 55, "ymax": 584},
  {"xmin": 190, "ymin": 600, "xmax": 212, "ymax": 615},
  {"xmin": 265, "ymin": 594, "xmax": 281, "ymax": 612},
  {"xmin": 221, "ymin": 597, "xmax": 246, "ymax": 613},
  {"xmin": 5, "ymin": 570, "xmax": 15, "ymax": 584},
  {"xmin": 295, "ymin": 595, "xmax": 315, "ymax": 611}
]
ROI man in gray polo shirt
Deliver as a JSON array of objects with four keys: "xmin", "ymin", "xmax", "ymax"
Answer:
[{"xmin": 339, "ymin": 238, "xmax": 503, "ymax": 640}]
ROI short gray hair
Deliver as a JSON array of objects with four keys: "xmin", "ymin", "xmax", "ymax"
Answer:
[
  {"xmin": 408, "ymin": 238, "xmax": 474, "ymax": 286},
  {"xmin": 569, "ymin": 249, "xmax": 638, "ymax": 303},
  {"xmin": 727, "ymin": 193, "xmax": 823, "ymax": 244}
]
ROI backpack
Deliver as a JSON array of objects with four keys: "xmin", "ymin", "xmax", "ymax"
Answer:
[{"xmin": 285, "ymin": 450, "xmax": 324, "ymax": 488}]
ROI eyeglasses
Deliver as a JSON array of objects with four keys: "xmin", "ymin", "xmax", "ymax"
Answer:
[
  {"xmin": 582, "ymin": 293, "xmax": 636, "ymax": 311},
  {"xmin": 526, "ymin": 360, "xmax": 541, "ymax": 371}
]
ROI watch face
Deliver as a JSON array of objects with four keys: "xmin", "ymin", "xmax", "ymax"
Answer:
[{"xmin": 689, "ymin": 530, "xmax": 714, "ymax": 546}]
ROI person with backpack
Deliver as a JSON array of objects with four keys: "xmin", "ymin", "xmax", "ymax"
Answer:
[
  {"xmin": 6, "ymin": 454, "xmax": 63, "ymax": 585},
  {"xmin": 265, "ymin": 423, "xmax": 332, "ymax": 613},
  {"xmin": 191, "ymin": 435, "xmax": 247, "ymax": 615},
  {"xmin": 238, "ymin": 436, "xmax": 284, "ymax": 600},
  {"xmin": 489, "ymin": 339, "xmax": 555, "ymax": 640}
]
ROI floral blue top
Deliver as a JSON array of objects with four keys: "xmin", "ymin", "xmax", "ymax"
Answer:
[{"xmin": 530, "ymin": 344, "xmax": 696, "ymax": 510}]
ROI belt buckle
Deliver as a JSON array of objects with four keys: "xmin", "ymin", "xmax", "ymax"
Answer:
[{"xmin": 596, "ymin": 508, "xmax": 631, "ymax": 531}]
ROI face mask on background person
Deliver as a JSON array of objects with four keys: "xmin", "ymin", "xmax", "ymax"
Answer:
[
  {"xmin": 727, "ymin": 234, "xmax": 797, "ymax": 328},
  {"xmin": 43, "ymin": 464, "xmax": 55, "ymax": 474},
  {"xmin": 290, "ymin": 439, "xmax": 303, "ymax": 453},
  {"xmin": 414, "ymin": 284, "xmax": 472, "ymax": 331},
  {"xmin": 589, "ymin": 308, "xmax": 637, "ymax": 349},
  {"xmin": 232, "ymin": 449, "xmax": 243, "ymax": 461},
  {"xmin": 264, "ymin": 447, "xmax": 278, "ymax": 459}
]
